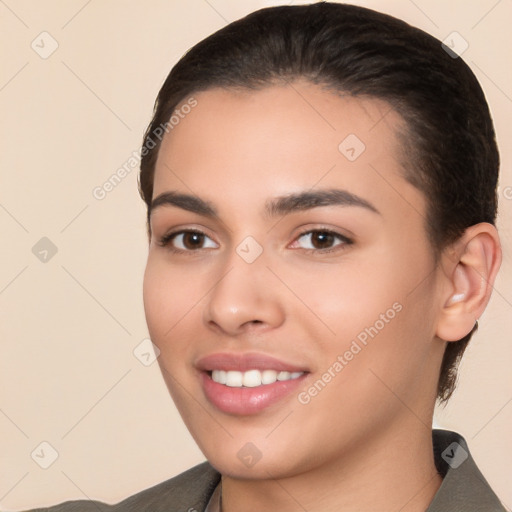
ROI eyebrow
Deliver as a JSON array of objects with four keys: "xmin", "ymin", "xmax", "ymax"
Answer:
[
  {"xmin": 149, "ymin": 188, "xmax": 380, "ymax": 219},
  {"xmin": 266, "ymin": 189, "xmax": 380, "ymax": 216},
  {"xmin": 150, "ymin": 191, "xmax": 218, "ymax": 218}
]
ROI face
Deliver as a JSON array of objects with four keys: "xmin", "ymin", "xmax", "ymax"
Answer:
[{"xmin": 143, "ymin": 82, "xmax": 446, "ymax": 479}]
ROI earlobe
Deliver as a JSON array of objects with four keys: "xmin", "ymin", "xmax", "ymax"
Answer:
[{"xmin": 436, "ymin": 223, "xmax": 502, "ymax": 342}]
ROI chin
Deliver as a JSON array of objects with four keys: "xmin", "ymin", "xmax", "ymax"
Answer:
[{"xmin": 205, "ymin": 448, "xmax": 303, "ymax": 480}]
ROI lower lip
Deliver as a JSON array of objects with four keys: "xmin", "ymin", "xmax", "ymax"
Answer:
[{"xmin": 200, "ymin": 372, "xmax": 307, "ymax": 415}]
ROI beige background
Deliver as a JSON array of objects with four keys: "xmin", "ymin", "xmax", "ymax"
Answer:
[{"xmin": 0, "ymin": 0, "xmax": 511, "ymax": 509}]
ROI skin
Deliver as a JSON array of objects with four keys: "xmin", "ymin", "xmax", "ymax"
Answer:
[{"xmin": 143, "ymin": 81, "xmax": 501, "ymax": 512}]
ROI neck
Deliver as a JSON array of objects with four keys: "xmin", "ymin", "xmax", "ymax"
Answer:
[{"xmin": 220, "ymin": 420, "xmax": 442, "ymax": 512}]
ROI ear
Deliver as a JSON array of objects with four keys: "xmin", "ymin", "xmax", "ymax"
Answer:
[{"xmin": 436, "ymin": 223, "xmax": 502, "ymax": 342}]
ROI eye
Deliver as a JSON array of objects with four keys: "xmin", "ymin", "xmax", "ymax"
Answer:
[
  {"xmin": 290, "ymin": 229, "xmax": 352, "ymax": 252},
  {"xmin": 158, "ymin": 230, "xmax": 218, "ymax": 252}
]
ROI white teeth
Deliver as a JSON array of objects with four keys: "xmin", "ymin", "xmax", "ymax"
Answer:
[
  {"xmin": 261, "ymin": 369, "xmax": 278, "ymax": 385},
  {"xmin": 225, "ymin": 370, "xmax": 243, "ymax": 387},
  {"xmin": 211, "ymin": 370, "xmax": 227, "ymax": 384},
  {"xmin": 211, "ymin": 369, "xmax": 304, "ymax": 387},
  {"xmin": 242, "ymin": 369, "xmax": 262, "ymax": 388}
]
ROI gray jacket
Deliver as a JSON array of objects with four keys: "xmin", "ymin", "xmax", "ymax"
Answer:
[{"xmin": 23, "ymin": 430, "xmax": 507, "ymax": 511}]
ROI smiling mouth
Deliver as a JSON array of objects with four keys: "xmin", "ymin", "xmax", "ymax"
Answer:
[
  {"xmin": 209, "ymin": 369, "xmax": 305, "ymax": 388},
  {"xmin": 196, "ymin": 352, "xmax": 310, "ymax": 414}
]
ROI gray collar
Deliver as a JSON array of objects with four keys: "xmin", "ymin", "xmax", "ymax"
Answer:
[
  {"xmin": 426, "ymin": 429, "xmax": 506, "ymax": 511},
  {"xmin": 111, "ymin": 429, "xmax": 505, "ymax": 511},
  {"xmin": 204, "ymin": 430, "xmax": 506, "ymax": 512}
]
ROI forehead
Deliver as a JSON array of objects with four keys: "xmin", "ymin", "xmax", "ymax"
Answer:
[
  {"xmin": 158, "ymin": 82, "xmax": 405, "ymax": 162},
  {"xmin": 152, "ymin": 82, "xmax": 425, "ymax": 224}
]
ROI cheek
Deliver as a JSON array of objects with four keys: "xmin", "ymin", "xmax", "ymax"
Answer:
[
  {"xmin": 334, "ymin": 260, "xmax": 436, "ymax": 401},
  {"xmin": 142, "ymin": 257, "xmax": 195, "ymax": 350},
  {"xmin": 143, "ymin": 259, "xmax": 200, "ymax": 402},
  {"xmin": 287, "ymin": 242, "xmax": 436, "ymax": 371},
  {"xmin": 278, "ymin": 252, "xmax": 402, "ymax": 340},
  {"xmin": 143, "ymin": 259, "xmax": 169, "ymax": 340}
]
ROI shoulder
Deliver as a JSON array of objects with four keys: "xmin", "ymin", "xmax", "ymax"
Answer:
[
  {"xmin": 429, "ymin": 429, "xmax": 507, "ymax": 512},
  {"xmin": 23, "ymin": 462, "xmax": 221, "ymax": 512},
  {"xmin": 112, "ymin": 461, "xmax": 220, "ymax": 511}
]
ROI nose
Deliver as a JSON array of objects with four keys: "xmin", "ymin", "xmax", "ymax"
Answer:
[{"xmin": 203, "ymin": 254, "xmax": 285, "ymax": 336}]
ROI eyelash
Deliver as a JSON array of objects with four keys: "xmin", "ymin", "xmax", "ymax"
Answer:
[
  {"xmin": 291, "ymin": 228, "xmax": 353, "ymax": 254},
  {"xmin": 157, "ymin": 228, "xmax": 353, "ymax": 255},
  {"xmin": 157, "ymin": 229, "xmax": 212, "ymax": 253}
]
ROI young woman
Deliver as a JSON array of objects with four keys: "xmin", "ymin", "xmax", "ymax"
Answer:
[{"xmin": 28, "ymin": 2, "xmax": 506, "ymax": 511}]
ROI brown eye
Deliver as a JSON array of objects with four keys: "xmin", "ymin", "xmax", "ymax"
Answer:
[
  {"xmin": 292, "ymin": 229, "xmax": 352, "ymax": 252},
  {"xmin": 181, "ymin": 232, "xmax": 206, "ymax": 249},
  {"xmin": 159, "ymin": 230, "xmax": 218, "ymax": 251},
  {"xmin": 310, "ymin": 231, "xmax": 335, "ymax": 249}
]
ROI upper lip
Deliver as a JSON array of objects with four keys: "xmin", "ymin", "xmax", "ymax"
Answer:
[{"xmin": 195, "ymin": 352, "xmax": 309, "ymax": 373}]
